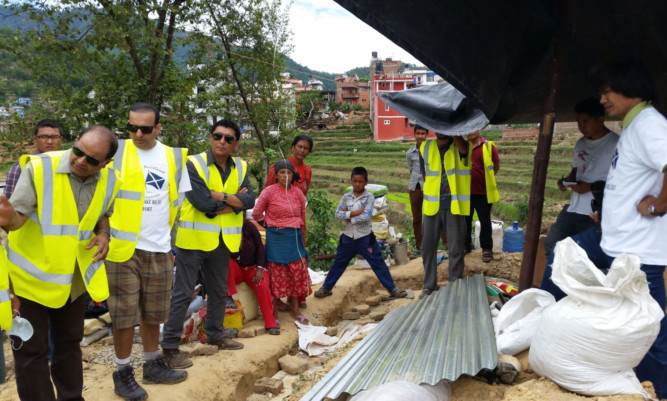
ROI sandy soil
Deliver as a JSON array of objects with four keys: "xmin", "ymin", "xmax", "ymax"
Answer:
[{"xmin": 0, "ymin": 252, "xmax": 661, "ymax": 401}]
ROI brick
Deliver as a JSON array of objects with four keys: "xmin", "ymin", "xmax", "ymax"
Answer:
[
  {"xmin": 253, "ymin": 377, "xmax": 283, "ymax": 395},
  {"xmin": 279, "ymin": 355, "xmax": 309, "ymax": 375},
  {"xmin": 239, "ymin": 328, "xmax": 256, "ymax": 338},
  {"xmin": 325, "ymin": 326, "xmax": 338, "ymax": 336},
  {"xmin": 369, "ymin": 311, "xmax": 386, "ymax": 321},
  {"xmin": 365, "ymin": 295, "xmax": 382, "ymax": 306},
  {"xmin": 342, "ymin": 311, "xmax": 360, "ymax": 320},
  {"xmin": 352, "ymin": 304, "xmax": 371, "ymax": 315}
]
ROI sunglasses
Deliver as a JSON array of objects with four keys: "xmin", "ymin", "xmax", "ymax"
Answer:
[
  {"xmin": 212, "ymin": 133, "xmax": 236, "ymax": 144},
  {"xmin": 126, "ymin": 123, "xmax": 155, "ymax": 134},
  {"xmin": 72, "ymin": 145, "xmax": 102, "ymax": 166}
]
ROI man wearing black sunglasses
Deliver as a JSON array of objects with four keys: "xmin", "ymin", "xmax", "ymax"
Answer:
[
  {"xmin": 106, "ymin": 103, "xmax": 190, "ymax": 400},
  {"xmin": 0, "ymin": 125, "xmax": 121, "ymax": 401},
  {"xmin": 161, "ymin": 119, "xmax": 254, "ymax": 369}
]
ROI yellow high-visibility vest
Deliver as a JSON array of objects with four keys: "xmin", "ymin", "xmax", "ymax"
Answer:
[
  {"xmin": 420, "ymin": 139, "xmax": 472, "ymax": 216},
  {"xmin": 175, "ymin": 152, "xmax": 247, "ymax": 252},
  {"xmin": 7, "ymin": 151, "xmax": 121, "ymax": 308},
  {"xmin": 0, "ymin": 246, "xmax": 13, "ymax": 331},
  {"xmin": 481, "ymin": 140, "xmax": 500, "ymax": 203},
  {"xmin": 107, "ymin": 140, "xmax": 187, "ymax": 262}
]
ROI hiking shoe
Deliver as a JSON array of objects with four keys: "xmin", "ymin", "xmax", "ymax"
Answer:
[
  {"xmin": 113, "ymin": 366, "xmax": 148, "ymax": 401},
  {"xmin": 208, "ymin": 337, "xmax": 244, "ymax": 350},
  {"xmin": 162, "ymin": 348, "xmax": 193, "ymax": 369},
  {"xmin": 142, "ymin": 357, "xmax": 188, "ymax": 384}
]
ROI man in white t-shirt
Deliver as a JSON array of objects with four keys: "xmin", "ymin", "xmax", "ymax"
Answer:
[
  {"xmin": 106, "ymin": 103, "xmax": 191, "ymax": 400},
  {"xmin": 545, "ymin": 59, "xmax": 667, "ymax": 399},
  {"xmin": 542, "ymin": 98, "xmax": 618, "ymax": 268}
]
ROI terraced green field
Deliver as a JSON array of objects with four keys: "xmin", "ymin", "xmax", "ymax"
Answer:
[{"xmin": 301, "ymin": 124, "xmax": 579, "ymax": 237}]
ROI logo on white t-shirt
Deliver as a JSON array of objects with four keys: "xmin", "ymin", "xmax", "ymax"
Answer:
[
  {"xmin": 611, "ymin": 149, "xmax": 619, "ymax": 169},
  {"xmin": 146, "ymin": 171, "xmax": 165, "ymax": 190}
]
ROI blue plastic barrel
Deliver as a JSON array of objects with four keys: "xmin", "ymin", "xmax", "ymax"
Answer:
[{"xmin": 502, "ymin": 221, "xmax": 524, "ymax": 253}]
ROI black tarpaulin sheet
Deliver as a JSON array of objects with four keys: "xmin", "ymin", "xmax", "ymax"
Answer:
[
  {"xmin": 378, "ymin": 83, "xmax": 488, "ymax": 135},
  {"xmin": 334, "ymin": 0, "xmax": 667, "ymax": 124}
]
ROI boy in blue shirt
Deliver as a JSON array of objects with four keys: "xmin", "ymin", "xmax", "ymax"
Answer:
[{"xmin": 314, "ymin": 167, "xmax": 407, "ymax": 298}]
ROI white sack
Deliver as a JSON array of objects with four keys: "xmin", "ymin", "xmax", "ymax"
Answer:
[
  {"xmin": 529, "ymin": 238, "xmax": 663, "ymax": 398},
  {"xmin": 350, "ymin": 380, "xmax": 451, "ymax": 401},
  {"xmin": 495, "ymin": 289, "xmax": 555, "ymax": 355}
]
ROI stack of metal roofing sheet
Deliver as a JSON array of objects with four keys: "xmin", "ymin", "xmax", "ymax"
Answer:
[{"xmin": 300, "ymin": 273, "xmax": 497, "ymax": 401}]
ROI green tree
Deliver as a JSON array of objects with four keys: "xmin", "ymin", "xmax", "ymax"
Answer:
[{"xmin": 0, "ymin": 0, "xmax": 294, "ymax": 161}]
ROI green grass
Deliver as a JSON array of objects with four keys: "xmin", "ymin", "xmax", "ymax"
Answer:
[{"xmin": 306, "ymin": 127, "xmax": 576, "ymax": 239}]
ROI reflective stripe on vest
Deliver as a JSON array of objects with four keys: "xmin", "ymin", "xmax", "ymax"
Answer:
[
  {"xmin": 482, "ymin": 141, "xmax": 500, "ymax": 203},
  {"xmin": 420, "ymin": 139, "xmax": 443, "ymax": 216},
  {"xmin": 7, "ymin": 247, "xmax": 74, "ymax": 285},
  {"xmin": 176, "ymin": 153, "xmax": 246, "ymax": 252},
  {"xmin": 0, "ymin": 289, "xmax": 9, "ymax": 303},
  {"xmin": 108, "ymin": 141, "xmax": 185, "ymax": 262},
  {"xmin": 7, "ymin": 152, "xmax": 119, "ymax": 308},
  {"xmin": 444, "ymin": 142, "xmax": 472, "ymax": 216}
]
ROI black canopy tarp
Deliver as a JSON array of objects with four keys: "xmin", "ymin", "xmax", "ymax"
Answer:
[
  {"xmin": 378, "ymin": 83, "xmax": 489, "ymax": 135},
  {"xmin": 335, "ymin": 0, "xmax": 667, "ymax": 290},
  {"xmin": 335, "ymin": 0, "xmax": 667, "ymax": 123}
]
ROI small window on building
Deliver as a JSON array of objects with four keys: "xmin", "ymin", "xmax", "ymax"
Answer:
[
  {"xmin": 427, "ymin": 75, "xmax": 434, "ymax": 82},
  {"xmin": 385, "ymin": 104, "xmax": 390, "ymax": 111},
  {"xmin": 384, "ymin": 120, "xmax": 390, "ymax": 125}
]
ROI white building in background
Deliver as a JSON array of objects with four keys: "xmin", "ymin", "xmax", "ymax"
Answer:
[{"xmin": 402, "ymin": 69, "xmax": 444, "ymax": 86}]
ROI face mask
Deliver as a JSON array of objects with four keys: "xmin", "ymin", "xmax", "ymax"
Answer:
[{"xmin": 7, "ymin": 315, "xmax": 34, "ymax": 346}]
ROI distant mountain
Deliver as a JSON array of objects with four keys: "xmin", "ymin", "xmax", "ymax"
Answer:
[{"xmin": 0, "ymin": 5, "xmax": 375, "ymax": 98}]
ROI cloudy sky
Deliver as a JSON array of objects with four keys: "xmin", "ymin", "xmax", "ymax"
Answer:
[{"xmin": 287, "ymin": 0, "xmax": 424, "ymax": 74}]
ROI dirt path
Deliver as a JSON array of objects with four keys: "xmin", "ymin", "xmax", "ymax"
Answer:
[{"xmin": 0, "ymin": 253, "xmax": 660, "ymax": 400}]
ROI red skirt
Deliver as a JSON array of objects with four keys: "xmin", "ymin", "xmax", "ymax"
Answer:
[{"xmin": 267, "ymin": 256, "xmax": 311, "ymax": 298}]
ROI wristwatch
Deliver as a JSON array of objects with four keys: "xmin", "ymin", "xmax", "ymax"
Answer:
[
  {"xmin": 223, "ymin": 193, "xmax": 228, "ymax": 203},
  {"xmin": 648, "ymin": 204, "xmax": 666, "ymax": 217}
]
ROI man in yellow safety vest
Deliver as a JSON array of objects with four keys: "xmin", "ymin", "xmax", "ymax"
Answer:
[
  {"xmin": 419, "ymin": 131, "xmax": 471, "ymax": 299},
  {"xmin": 0, "ymin": 126, "xmax": 120, "ymax": 401},
  {"xmin": 161, "ymin": 119, "xmax": 254, "ymax": 369},
  {"xmin": 106, "ymin": 103, "xmax": 190, "ymax": 400}
]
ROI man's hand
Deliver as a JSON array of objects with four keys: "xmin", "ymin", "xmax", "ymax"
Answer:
[
  {"xmin": 557, "ymin": 178, "xmax": 567, "ymax": 191},
  {"xmin": 253, "ymin": 268, "xmax": 265, "ymax": 286},
  {"xmin": 638, "ymin": 195, "xmax": 657, "ymax": 217},
  {"xmin": 86, "ymin": 232, "xmax": 110, "ymax": 262},
  {"xmin": 10, "ymin": 292, "xmax": 20, "ymax": 318},
  {"xmin": 0, "ymin": 195, "xmax": 22, "ymax": 231},
  {"xmin": 571, "ymin": 181, "xmax": 591, "ymax": 194},
  {"xmin": 349, "ymin": 209, "xmax": 364, "ymax": 217},
  {"xmin": 588, "ymin": 211, "xmax": 600, "ymax": 225}
]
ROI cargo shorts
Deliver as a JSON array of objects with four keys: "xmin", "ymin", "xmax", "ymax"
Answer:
[{"xmin": 106, "ymin": 249, "xmax": 174, "ymax": 329}]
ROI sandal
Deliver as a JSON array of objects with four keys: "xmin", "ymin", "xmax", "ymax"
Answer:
[
  {"xmin": 390, "ymin": 288, "xmax": 408, "ymax": 298},
  {"xmin": 314, "ymin": 287, "xmax": 332, "ymax": 298},
  {"xmin": 267, "ymin": 327, "xmax": 280, "ymax": 335},
  {"xmin": 290, "ymin": 314, "xmax": 309, "ymax": 325},
  {"xmin": 482, "ymin": 250, "xmax": 493, "ymax": 263}
]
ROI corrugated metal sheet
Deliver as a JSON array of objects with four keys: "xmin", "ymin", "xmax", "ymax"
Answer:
[{"xmin": 301, "ymin": 274, "xmax": 497, "ymax": 401}]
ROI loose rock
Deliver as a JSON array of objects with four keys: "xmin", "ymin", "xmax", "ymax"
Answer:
[
  {"xmin": 246, "ymin": 394, "xmax": 269, "ymax": 401},
  {"xmin": 342, "ymin": 311, "xmax": 360, "ymax": 320},
  {"xmin": 352, "ymin": 304, "xmax": 371, "ymax": 315},
  {"xmin": 325, "ymin": 326, "xmax": 338, "ymax": 336},
  {"xmin": 369, "ymin": 311, "xmax": 386, "ymax": 321},
  {"xmin": 181, "ymin": 343, "xmax": 217, "ymax": 357},
  {"xmin": 239, "ymin": 328, "xmax": 256, "ymax": 338},
  {"xmin": 253, "ymin": 377, "xmax": 283, "ymax": 394},
  {"xmin": 376, "ymin": 290, "xmax": 390, "ymax": 300},
  {"xmin": 365, "ymin": 295, "xmax": 382, "ymax": 306},
  {"xmin": 278, "ymin": 355, "xmax": 309, "ymax": 375}
]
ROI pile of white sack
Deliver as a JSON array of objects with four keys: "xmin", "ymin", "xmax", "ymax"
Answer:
[{"xmin": 493, "ymin": 238, "xmax": 663, "ymax": 399}]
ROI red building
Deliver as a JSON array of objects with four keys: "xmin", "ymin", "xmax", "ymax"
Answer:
[
  {"xmin": 335, "ymin": 74, "xmax": 370, "ymax": 107},
  {"xmin": 372, "ymin": 72, "xmax": 418, "ymax": 141}
]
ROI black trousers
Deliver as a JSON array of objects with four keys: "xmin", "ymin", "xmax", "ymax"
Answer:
[
  {"xmin": 12, "ymin": 295, "xmax": 85, "ymax": 401},
  {"xmin": 464, "ymin": 194, "xmax": 493, "ymax": 251}
]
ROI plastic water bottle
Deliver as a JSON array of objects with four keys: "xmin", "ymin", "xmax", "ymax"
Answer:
[{"xmin": 502, "ymin": 221, "xmax": 524, "ymax": 253}]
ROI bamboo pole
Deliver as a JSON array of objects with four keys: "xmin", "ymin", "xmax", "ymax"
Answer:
[{"xmin": 519, "ymin": 40, "xmax": 562, "ymax": 291}]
